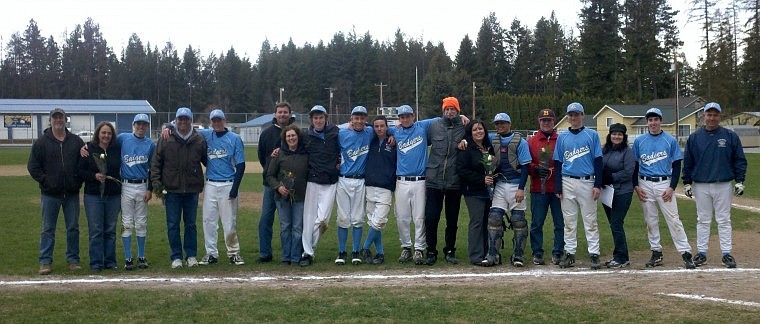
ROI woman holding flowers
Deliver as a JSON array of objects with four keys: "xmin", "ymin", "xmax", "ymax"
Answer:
[
  {"xmin": 456, "ymin": 120, "xmax": 494, "ymax": 265},
  {"xmin": 78, "ymin": 121, "xmax": 122, "ymax": 271},
  {"xmin": 266, "ymin": 125, "xmax": 309, "ymax": 265}
]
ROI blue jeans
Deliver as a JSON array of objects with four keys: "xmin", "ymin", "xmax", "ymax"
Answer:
[
  {"xmin": 258, "ymin": 186, "xmax": 276, "ymax": 258},
  {"xmin": 276, "ymin": 198, "xmax": 304, "ymax": 263},
  {"xmin": 603, "ymin": 192, "xmax": 632, "ymax": 263},
  {"xmin": 83, "ymin": 194, "xmax": 120, "ymax": 270},
  {"xmin": 529, "ymin": 192, "xmax": 565, "ymax": 257},
  {"xmin": 39, "ymin": 193, "xmax": 80, "ymax": 265},
  {"xmin": 164, "ymin": 192, "xmax": 199, "ymax": 261}
]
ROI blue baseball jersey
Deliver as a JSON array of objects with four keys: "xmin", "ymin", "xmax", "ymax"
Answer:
[
  {"xmin": 394, "ymin": 118, "xmax": 438, "ymax": 176},
  {"xmin": 495, "ymin": 135, "xmax": 532, "ymax": 183},
  {"xmin": 553, "ymin": 128, "xmax": 602, "ymax": 177},
  {"xmin": 200, "ymin": 129, "xmax": 245, "ymax": 180},
  {"xmin": 339, "ymin": 126, "xmax": 373, "ymax": 176},
  {"xmin": 117, "ymin": 132, "xmax": 155, "ymax": 180},
  {"xmin": 633, "ymin": 132, "xmax": 682, "ymax": 177}
]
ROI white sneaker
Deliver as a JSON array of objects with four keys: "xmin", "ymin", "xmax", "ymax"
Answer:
[
  {"xmin": 186, "ymin": 257, "xmax": 199, "ymax": 267},
  {"xmin": 171, "ymin": 259, "xmax": 183, "ymax": 269}
]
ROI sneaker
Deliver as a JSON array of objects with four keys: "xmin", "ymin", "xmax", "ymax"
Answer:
[
  {"xmin": 299, "ymin": 254, "xmax": 313, "ymax": 267},
  {"xmin": 559, "ymin": 253, "xmax": 575, "ymax": 268},
  {"xmin": 171, "ymin": 259, "xmax": 183, "ymax": 269},
  {"xmin": 413, "ymin": 250, "xmax": 425, "ymax": 265},
  {"xmin": 280, "ymin": 260, "xmax": 291, "ymax": 265},
  {"xmin": 373, "ymin": 253, "xmax": 385, "ymax": 265},
  {"xmin": 38, "ymin": 264, "xmax": 52, "ymax": 275},
  {"xmin": 335, "ymin": 251, "xmax": 347, "ymax": 265},
  {"xmin": 351, "ymin": 251, "xmax": 362, "ymax": 265},
  {"xmin": 229, "ymin": 254, "xmax": 245, "ymax": 265},
  {"xmin": 137, "ymin": 257, "xmax": 149, "ymax": 269},
  {"xmin": 186, "ymin": 257, "xmax": 199, "ymax": 268},
  {"xmin": 199, "ymin": 254, "xmax": 218, "ymax": 265},
  {"xmin": 645, "ymin": 250, "xmax": 663, "ymax": 268},
  {"xmin": 68, "ymin": 263, "xmax": 82, "ymax": 270},
  {"xmin": 444, "ymin": 253, "xmax": 459, "ymax": 264},
  {"xmin": 533, "ymin": 254, "xmax": 546, "ymax": 265},
  {"xmin": 722, "ymin": 254, "xmax": 737, "ymax": 268},
  {"xmin": 398, "ymin": 248, "xmax": 413, "ymax": 263},
  {"xmin": 482, "ymin": 253, "xmax": 501, "ymax": 267},
  {"xmin": 124, "ymin": 258, "xmax": 135, "ymax": 271},
  {"xmin": 551, "ymin": 254, "xmax": 563, "ymax": 265},
  {"xmin": 318, "ymin": 221, "xmax": 328, "ymax": 236},
  {"xmin": 692, "ymin": 253, "xmax": 707, "ymax": 267},
  {"xmin": 256, "ymin": 256, "xmax": 273, "ymax": 264},
  {"xmin": 425, "ymin": 251, "xmax": 437, "ymax": 265},
  {"xmin": 682, "ymin": 252, "xmax": 696, "ymax": 269},
  {"xmin": 360, "ymin": 249, "xmax": 372, "ymax": 264},
  {"xmin": 590, "ymin": 254, "xmax": 601, "ymax": 270},
  {"xmin": 511, "ymin": 255, "xmax": 525, "ymax": 267},
  {"xmin": 606, "ymin": 259, "xmax": 630, "ymax": 269}
]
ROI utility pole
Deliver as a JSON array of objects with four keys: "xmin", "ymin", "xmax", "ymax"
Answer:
[
  {"xmin": 472, "ymin": 82, "xmax": 477, "ymax": 119},
  {"xmin": 375, "ymin": 82, "xmax": 387, "ymax": 109},
  {"xmin": 325, "ymin": 87, "xmax": 336, "ymax": 121},
  {"xmin": 279, "ymin": 87, "xmax": 284, "ymax": 103},
  {"xmin": 673, "ymin": 49, "xmax": 680, "ymax": 141}
]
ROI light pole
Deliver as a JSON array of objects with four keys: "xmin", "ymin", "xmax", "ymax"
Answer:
[
  {"xmin": 472, "ymin": 82, "xmax": 477, "ymax": 119},
  {"xmin": 279, "ymin": 87, "xmax": 284, "ymax": 103},
  {"xmin": 375, "ymin": 83, "xmax": 387, "ymax": 109},
  {"xmin": 673, "ymin": 49, "xmax": 680, "ymax": 140},
  {"xmin": 325, "ymin": 87, "xmax": 336, "ymax": 121}
]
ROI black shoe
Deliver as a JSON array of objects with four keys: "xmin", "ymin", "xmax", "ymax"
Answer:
[
  {"xmin": 398, "ymin": 248, "xmax": 413, "ymax": 263},
  {"xmin": 645, "ymin": 250, "xmax": 663, "ymax": 268},
  {"xmin": 692, "ymin": 253, "xmax": 707, "ymax": 267},
  {"xmin": 351, "ymin": 251, "xmax": 362, "ymax": 265},
  {"xmin": 360, "ymin": 249, "xmax": 372, "ymax": 264},
  {"xmin": 256, "ymin": 256, "xmax": 273, "ymax": 264},
  {"xmin": 425, "ymin": 251, "xmax": 437, "ymax": 265},
  {"xmin": 335, "ymin": 251, "xmax": 347, "ymax": 265},
  {"xmin": 124, "ymin": 258, "xmax": 135, "ymax": 271},
  {"xmin": 590, "ymin": 254, "xmax": 601, "ymax": 270},
  {"xmin": 373, "ymin": 253, "xmax": 385, "ymax": 265},
  {"xmin": 444, "ymin": 253, "xmax": 459, "ymax": 264},
  {"xmin": 722, "ymin": 254, "xmax": 737, "ymax": 268},
  {"xmin": 199, "ymin": 254, "xmax": 218, "ymax": 265},
  {"xmin": 606, "ymin": 259, "xmax": 630, "ymax": 269},
  {"xmin": 532, "ymin": 254, "xmax": 545, "ymax": 265},
  {"xmin": 299, "ymin": 254, "xmax": 313, "ymax": 267},
  {"xmin": 682, "ymin": 252, "xmax": 696, "ymax": 269},
  {"xmin": 482, "ymin": 253, "xmax": 501, "ymax": 267},
  {"xmin": 413, "ymin": 250, "xmax": 425, "ymax": 265},
  {"xmin": 551, "ymin": 254, "xmax": 563, "ymax": 265},
  {"xmin": 559, "ymin": 253, "xmax": 575, "ymax": 268},
  {"xmin": 280, "ymin": 260, "xmax": 291, "ymax": 265},
  {"xmin": 511, "ymin": 255, "xmax": 525, "ymax": 267}
]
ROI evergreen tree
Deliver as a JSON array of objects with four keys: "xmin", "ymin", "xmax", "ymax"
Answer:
[
  {"xmin": 688, "ymin": 0, "xmax": 718, "ymax": 97},
  {"xmin": 578, "ymin": 0, "xmax": 623, "ymax": 99}
]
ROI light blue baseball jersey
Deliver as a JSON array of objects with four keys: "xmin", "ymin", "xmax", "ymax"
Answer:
[
  {"xmin": 394, "ymin": 118, "xmax": 439, "ymax": 176},
  {"xmin": 200, "ymin": 129, "xmax": 245, "ymax": 180},
  {"xmin": 553, "ymin": 128, "xmax": 602, "ymax": 177},
  {"xmin": 339, "ymin": 126, "xmax": 373, "ymax": 176},
  {"xmin": 633, "ymin": 132, "xmax": 682, "ymax": 177},
  {"xmin": 496, "ymin": 134, "xmax": 532, "ymax": 183},
  {"xmin": 117, "ymin": 132, "xmax": 155, "ymax": 180}
]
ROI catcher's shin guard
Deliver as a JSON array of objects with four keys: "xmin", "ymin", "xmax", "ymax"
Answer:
[
  {"xmin": 510, "ymin": 210, "xmax": 528, "ymax": 258},
  {"xmin": 484, "ymin": 208, "xmax": 505, "ymax": 266}
]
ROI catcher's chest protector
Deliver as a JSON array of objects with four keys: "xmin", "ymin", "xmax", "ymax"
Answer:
[{"xmin": 491, "ymin": 133, "xmax": 522, "ymax": 173}]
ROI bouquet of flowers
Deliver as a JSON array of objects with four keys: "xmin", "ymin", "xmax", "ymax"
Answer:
[
  {"xmin": 152, "ymin": 183, "xmax": 167, "ymax": 200},
  {"xmin": 481, "ymin": 153, "xmax": 498, "ymax": 199},
  {"xmin": 280, "ymin": 170, "xmax": 296, "ymax": 204},
  {"xmin": 92, "ymin": 153, "xmax": 121, "ymax": 197},
  {"xmin": 537, "ymin": 146, "xmax": 553, "ymax": 194}
]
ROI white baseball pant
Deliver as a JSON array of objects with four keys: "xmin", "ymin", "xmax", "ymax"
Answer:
[
  {"xmin": 491, "ymin": 181, "xmax": 527, "ymax": 212},
  {"xmin": 638, "ymin": 179, "xmax": 691, "ymax": 253},
  {"xmin": 394, "ymin": 179, "xmax": 426, "ymax": 250},
  {"xmin": 366, "ymin": 186, "xmax": 392, "ymax": 230},
  {"xmin": 560, "ymin": 177, "xmax": 600, "ymax": 255},
  {"xmin": 694, "ymin": 182, "xmax": 733, "ymax": 254},
  {"xmin": 302, "ymin": 182, "xmax": 337, "ymax": 257},
  {"xmin": 336, "ymin": 177, "xmax": 366, "ymax": 228},
  {"xmin": 202, "ymin": 181, "xmax": 240, "ymax": 257},
  {"xmin": 121, "ymin": 182, "xmax": 149, "ymax": 237}
]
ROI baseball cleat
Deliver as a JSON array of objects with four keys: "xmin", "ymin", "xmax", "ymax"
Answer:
[
  {"xmin": 682, "ymin": 252, "xmax": 696, "ymax": 269},
  {"xmin": 590, "ymin": 254, "xmax": 601, "ymax": 270},
  {"xmin": 645, "ymin": 250, "xmax": 663, "ymax": 268},
  {"xmin": 722, "ymin": 254, "xmax": 737, "ymax": 268},
  {"xmin": 559, "ymin": 253, "xmax": 575, "ymax": 268},
  {"xmin": 335, "ymin": 251, "xmax": 347, "ymax": 265},
  {"xmin": 398, "ymin": 248, "xmax": 412, "ymax": 263}
]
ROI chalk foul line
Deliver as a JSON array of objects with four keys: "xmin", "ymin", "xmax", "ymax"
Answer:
[{"xmin": 658, "ymin": 293, "xmax": 760, "ymax": 308}]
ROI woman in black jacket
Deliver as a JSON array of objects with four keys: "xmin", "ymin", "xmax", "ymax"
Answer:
[
  {"xmin": 601, "ymin": 123, "xmax": 635, "ymax": 268},
  {"xmin": 456, "ymin": 120, "xmax": 495, "ymax": 265}
]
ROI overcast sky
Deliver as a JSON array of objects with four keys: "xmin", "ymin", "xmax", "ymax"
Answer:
[{"xmin": 1, "ymin": 0, "xmax": 716, "ymax": 67}]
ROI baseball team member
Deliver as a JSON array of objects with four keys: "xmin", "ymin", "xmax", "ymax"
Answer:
[
  {"xmin": 118, "ymin": 114, "xmax": 155, "ymax": 270},
  {"xmin": 683, "ymin": 102, "xmax": 747, "ymax": 268},
  {"xmin": 483, "ymin": 113, "xmax": 532, "ymax": 267},
  {"xmin": 197, "ymin": 109, "xmax": 246, "ymax": 266},
  {"xmin": 299, "ymin": 105, "xmax": 340, "ymax": 266},
  {"xmin": 360, "ymin": 116, "xmax": 397, "ymax": 265},
  {"xmin": 633, "ymin": 108, "xmax": 695, "ymax": 269},
  {"xmin": 553, "ymin": 102, "xmax": 603, "ymax": 269}
]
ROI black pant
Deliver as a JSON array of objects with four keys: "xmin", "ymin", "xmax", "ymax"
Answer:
[
  {"xmin": 424, "ymin": 188, "xmax": 462, "ymax": 255},
  {"xmin": 602, "ymin": 192, "xmax": 632, "ymax": 263}
]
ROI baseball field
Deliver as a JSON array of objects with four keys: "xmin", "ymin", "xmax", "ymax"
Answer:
[{"xmin": 1, "ymin": 147, "xmax": 759, "ymax": 322}]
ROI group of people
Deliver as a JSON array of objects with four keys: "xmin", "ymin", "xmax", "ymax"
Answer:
[{"xmin": 28, "ymin": 98, "xmax": 747, "ymax": 275}]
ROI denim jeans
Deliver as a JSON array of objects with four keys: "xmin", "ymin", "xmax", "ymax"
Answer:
[
  {"xmin": 464, "ymin": 195, "xmax": 490, "ymax": 264},
  {"xmin": 424, "ymin": 188, "xmax": 462, "ymax": 255},
  {"xmin": 603, "ymin": 192, "xmax": 632, "ymax": 262},
  {"xmin": 258, "ymin": 186, "xmax": 276, "ymax": 259},
  {"xmin": 83, "ymin": 194, "xmax": 121, "ymax": 270},
  {"xmin": 164, "ymin": 192, "xmax": 199, "ymax": 261},
  {"xmin": 529, "ymin": 192, "xmax": 565, "ymax": 257},
  {"xmin": 39, "ymin": 193, "xmax": 80, "ymax": 265},
  {"xmin": 276, "ymin": 198, "xmax": 304, "ymax": 263}
]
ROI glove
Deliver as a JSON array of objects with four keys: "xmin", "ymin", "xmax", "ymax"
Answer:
[
  {"xmin": 684, "ymin": 184, "xmax": 693, "ymax": 198},
  {"xmin": 535, "ymin": 166, "xmax": 549, "ymax": 178},
  {"xmin": 734, "ymin": 182, "xmax": 744, "ymax": 196}
]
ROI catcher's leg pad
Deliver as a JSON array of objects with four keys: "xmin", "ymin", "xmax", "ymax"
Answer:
[
  {"xmin": 485, "ymin": 208, "xmax": 505, "ymax": 266},
  {"xmin": 510, "ymin": 210, "xmax": 528, "ymax": 257}
]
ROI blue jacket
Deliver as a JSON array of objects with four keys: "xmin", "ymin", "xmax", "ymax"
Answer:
[
  {"xmin": 683, "ymin": 126, "xmax": 746, "ymax": 184},
  {"xmin": 304, "ymin": 124, "xmax": 340, "ymax": 185}
]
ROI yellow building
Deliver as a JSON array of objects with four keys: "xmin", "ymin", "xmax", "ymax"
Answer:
[{"xmin": 721, "ymin": 112, "xmax": 760, "ymax": 127}]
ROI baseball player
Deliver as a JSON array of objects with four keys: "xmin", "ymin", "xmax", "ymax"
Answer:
[
  {"xmin": 299, "ymin": 105, "xmax": 340, "ymax": 266},
  {"xmin": 552, "ymin": 102, "xmax": 603, "ymax": 269},
  {"xmin": 197, "ymin": 109, "xmax": 246, "ymax": 266},
  {"xmin": 633, "ymin": 108, "xmax": 695, "ymax": 269},
  {"xmin": 118, "ymin": 114, "xmax": 156, "ymax": 270},
  {"xmin": 683, "ymin": 102, "xmax": 747, "ymax": 268},
  {"xmin": 483, "ymin": 113, "xmax": 532, "ymax": 267},
  {"xmin": 360, "ymin": 116, "xmax": 397, "ymax": 265}
]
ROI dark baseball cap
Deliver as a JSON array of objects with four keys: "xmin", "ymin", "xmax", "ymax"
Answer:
[
  {"xmin": 537, "ymin": 108, "xmax": 556, "ymax": 120},
  {"xmin": 50, "ymin": 108, "xmax": 65, "ymax": 117}
]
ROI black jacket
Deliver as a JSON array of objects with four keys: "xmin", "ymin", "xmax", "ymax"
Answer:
[
  {"xmin": 457, "ymin": 137, "xmax": 494, "ymax": 198},
  {"xmin": 79, "ymin": 142, "xmax": 122, "ymax": 197},
  {"xmin": 365, "ymin": 136, "xmax": 397, "ymax": 191},
  {"xmin": 303, "ymin": 124, "xmax": 340, "ymax": 185},
  {"xmin": 27, "ymin": 128, "xmax": 85, "ymax": 197}
]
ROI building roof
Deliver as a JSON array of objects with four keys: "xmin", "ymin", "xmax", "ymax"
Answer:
[
  {"xmin": 594, "ymin": 104, "xmax": 702, "ymax": 126},
  {"xmin": 0, "ymin": 99, "xmax": 155, "ymax": 114},
  {"xmin": 238, "ymin": 114, "xmax": 276, "ymax": 127}
]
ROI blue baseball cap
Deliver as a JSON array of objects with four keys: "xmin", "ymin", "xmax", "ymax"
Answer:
[
  {"xmin": 176, "ymin": 107, "xmax": 193, "ymax": 119},
  {"xmin": 210, "ymin": 109, "xmax": 225, "ymax": 120},
  {"xmin": 566, "ymin": 102, "xmax": 584, "ymax": 114},
  {"xmin": 397, "ymin": 105, "xmax": 414, "ymax": 116},
  {"xmin": 645, "ymin": 108, "xmax": 662, "ymax": 119},
  {"xmin": 309, "ymin": 105, "xmax": 327, "ymax": 116},
  {"xmin": 351, "ymin": 106, "xmax": 368, "ymax": 115},
  {"xmin": 704, "ymin": 102, "xmax": 722, "ymax": 113},
  {"xmin": 133, "ymin": 113, "xmax": 150, "ymax": 124},
  {"xmin": 493, "ymin": 113, "xmax": 511, "ymax": 123}
]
